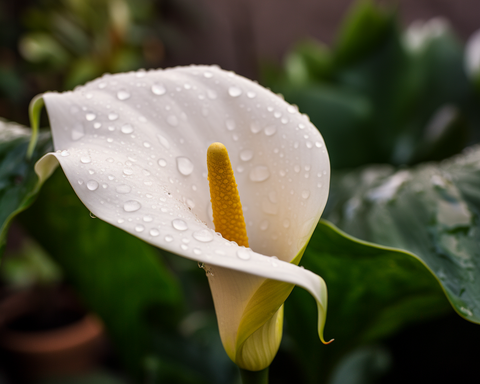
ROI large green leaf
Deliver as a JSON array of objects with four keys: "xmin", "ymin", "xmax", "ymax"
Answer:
[
  {"xmin": 0, "ymin": 120, "xmax": 52, "ymax": 258},
  {"xmin": 326, "ymin": 145, "xmax": 480, "ymax": 324},
  {"xmin": 19, "ymin": 169, "xmax": 184, "ymax": 378},
  {"xmin": 280, "ymin": 220, "xmax": 450, "ymax": 384}
]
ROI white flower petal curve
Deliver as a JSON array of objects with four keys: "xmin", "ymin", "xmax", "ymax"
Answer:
[{"xmin": 36, "ymin": 65, "xmax": 330, "ymax": 365}]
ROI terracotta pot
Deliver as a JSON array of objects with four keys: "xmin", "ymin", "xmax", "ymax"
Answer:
[{"xmin": 0, "ymin": 286, "xmax": 105, "ymax": 381}]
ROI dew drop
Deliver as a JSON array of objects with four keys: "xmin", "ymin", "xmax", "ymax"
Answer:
[
  {"xmin": 264, "ymin": 126, "xmax": 277, "ymax": 136},
  {"xmin": 108, "ymin": 112, "xmax": 119, "ymax": 121},
  {"xmin": 121, "ymin": 123, "xmax": 134, "ymax": 134},
  {"xmin": 249, "ymin": 166, "xmax": 270, "ymax": 182},
  {"xmin": 287, "ymin": 105, "xmax": 297, "ymax": 113},
  {"xmin": 124, "ymin": 200, "xmax": 141, "ymax": 212},
  {"xmin": 135, "ymin": 224, "xmax": 145, "ymax": 232},
  {"xmin": 86, "ymin": 180, "xmax": 99, "ymax": 191},
  {"xmin": 306, "ymin": 141, "xmax": 313, "ymax": 149},
  {"xmin": 150, "ymin": 228, "xmax": 160, "ymax": 237},
  {"xmin": 207, "ymin": 89, "xmax": 217, "ymax": 99},
  {"xmin": 193, "ymin": 248, "xmax": 202, "ymax": 255},
  {"xmin": 80, "ymin": 156, "xmax": 91, "ymax": 164},
  {"xmin": 158, "ymin": 158, "xmax": 167, "ymax": 167},
  {"xmin": 117, "ymin": 90, "xmax": 131, "ymax": 100},
  {"xmin": 165, "ymin": 235, "xmax": 173, "ymax": 242},
  {"xmin": 176, "ymin": 157, "xmax": 194, "ymax": 176},
  {"xmin": 167, "ymin": 115, "xmax": 179, "ymax": 127},
  {"xmin": 181, "ymin": 244, "xmax": 188, "ymax": 251},
  {"xmin": 93, "ymin": 122, "xmax": 102, "ymax": 129},
  {"xmin": 85, "ymin": 112, "xmax": 96, "ymax": 121},
  {"xmin": 247, "ymin": 91, "xmax": 256, "ymax": 99},
  {"xmin": 60, "ymin": 150, "xmax": 70, "ymax": 157},
  {"xmin": 143, "ymin": 215, "xmax": 153, "ymax": 222},
  {"xmin": 151, "ymin": 83, "xmax": 166, "ymax": 95},
  {"xmin": 157, "ymin": 134, "xmax": 170, "ymax": 149},
  {"xmin": 172, "ymin": 219, "xmax": 188, "ymax": 231},
  {"xmin": 116, "ymin": 184, "xmax": 131, "ymax": 194},
  {"xmin": 250, "ymin": 122, "xmax": 262, "ymax": 134},
  {"xmin": 302, "ymin": 190, "xmax": 310, "ymax": 199},
  {"xmin": 226, "ymin": 118, "xmax": 236, "ymax": 131},
  {"xmin": 193, "ymin": 229, "xmax": 214, "ymax": 243},
  {"xmin": 237, "ymin": 248, "xmax": 251, "ymax": 260},
  {"xmin": 228, "ymin": 86, "xmax": 242, "ymax": 97},
  {"xmin": 123, "ymin": 168, "xmax": 134, "ymax": 176},
  {"xmin": 260, "ymin": 220, "xmax": 269, "ymax": 231},
  {"xmin": 240, "ymin": 149, "xmax": 254, "ymax": 161},
  {"xmin": 72, "ymin": 124, "xmax": 85, "ymax": 141},
  {"xmin": 315, "ymin": 141, "xmax": 323, "ymax": 148},
  {"xmin": 204, "ymin": 71, "xmax": 213, "ymax": 78}
]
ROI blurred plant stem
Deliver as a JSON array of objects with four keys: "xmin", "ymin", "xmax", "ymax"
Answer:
[{"xmin": 239, "ymin": 367, "xmax": 269, "ymax": 384}]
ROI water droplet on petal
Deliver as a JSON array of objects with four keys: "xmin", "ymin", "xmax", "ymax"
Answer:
[
  {"xmin": 123, "ymin": 168, "xmax": 134, "ymax": 176},
  {"xmin": 135, "ymin": 224, "xmax": 145, "ymax": 232},
  {"xmin": 121, "ymin": 123, "xmax": 134, "ymax": 134},
  {"xmin": 158, "ymin": 158, "xmax": 167, "ymax": 167},
  {"xmin": 151, "ymin": 83, "xmax": 166, "ymax": 95},
  {"xmin": 87, "ymin": 180, "xmax": 99, "ymax": 191},
  {"xmin": 250, "ymin": 122, "xmax": 262, "ymax": 134},
  {"xmin": 117, "ymin": 90, "xmax": 131, "ymax": 100},
  {"xmin": 124, "ymin": 200, "xmax": 141, "ymax": 212},
  {"xmin": 315, "ymin": 141, "xmax": 323, "ymax": 148},
  {"xmin": 85, "ymin": 112, "xmax": 96, "ymax": 121},
  {"xmin": 207, "ymin": 89, "xmax": 217, "ymax": 99},
  {"xmin": 247, "ymin": 91, "xmax": 256, "ymax": 98},
  {"xmin": 157, "ymin": 134, "xmax": 170, "ymax": 149},
  {"xmin": 193, "ymin": 248, "xmax": 202, "ymax": 255},
  {"xmin": 240, "ymin": 149, "xmax": 254, "ymax": 161},
  {"xmin": 306, "ymin": 141, "xmax": 313, "ymax": 149},
  {"xmin": 72, "ymin": 124, "xmax": 85, "ymax": 141},
  {"xmin": 116, "ymin": 184, "xmax": 131, "ymax": 194},
  {"xmin": 165, "ymin": 235, "xmax": 173, "ymax": 242},
  {"xmin": 80, "ymin": 156, "xmax": 91, "ymax": 164},
  {"xmin": 260, "ymin": 220, "xmax": 269, "ymax": 231},
  {"xmin": 264, "ymin": 126, "xmax": 277, "ymax": 136},
  {"xmin": 226, "ymin": 118, "xmax": 236, "ymax": 131},
  {"xmin": 237, "ymin": 248, "xmax": 251, "ymax": 260},
  {"xmin": 249, "ymin": 166, "xmax": 270, "ymax": 182},
  {"xmin": 204, "ymin": 71, "xmax": 213, "ymax": 78},
  {"xmin": 108, "ymin": 112, "xmax": 119, "ymax": 121},
  {"xmin": 172, "ymin": 219, "xmax": 188, "ymax": 231},
  {"xmin": 60, "ymin": 150, "xmax": 70, "ymax": 157},
  {"xmin": 302, "ymin": 190, "xmax": 310, "ymax": 199},
  {"xmin": 150, "ymin": 228, "xmax": 160, "ymax": 237},
  {"xmin": 167, "ymin": 115, "xmax": 178, "ymax": 126},
  {"xmin": 193, "ymin": 229, "xmax": 214, "ymax": 242},
  {"xmin": 228, "ymin": 86, "xmax": 242, "ymax": 97},
  {"xmin": 176, "ymin": 157, "xmax": 194, "ymax": 176}
]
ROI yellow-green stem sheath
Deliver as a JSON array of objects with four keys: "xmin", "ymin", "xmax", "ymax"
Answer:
[{"xmin": 207, "ymin": 142, "xmax": 249, "ymax": 247}]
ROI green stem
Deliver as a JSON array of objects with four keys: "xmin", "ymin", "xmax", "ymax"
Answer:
[{"xmin": 239, "ymin": 367, "xmax": 269, "ymax": 384}]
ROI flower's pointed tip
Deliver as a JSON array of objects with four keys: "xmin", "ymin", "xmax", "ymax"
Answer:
[
  {"xmin": 27, "ymin": 93, "xmax": 45, "ymax": 159},
  {"xmin": 322, "ymin": 337, "xmax": 334, "ymax": 345}
]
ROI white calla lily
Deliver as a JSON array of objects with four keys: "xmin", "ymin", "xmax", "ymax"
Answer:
[{"xmin": 35, "ymin": 65, "xmax": 331, "ymax": 371}]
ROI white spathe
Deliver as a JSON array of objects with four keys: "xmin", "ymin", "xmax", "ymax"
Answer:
[{"xmin": 35, "ymin": 65, "xmax": 331, "ymax": 370}]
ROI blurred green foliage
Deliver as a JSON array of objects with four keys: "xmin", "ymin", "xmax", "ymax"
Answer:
[{"xmin": 262, "ymin": 0, "xmax": 480, "ymax": 170}]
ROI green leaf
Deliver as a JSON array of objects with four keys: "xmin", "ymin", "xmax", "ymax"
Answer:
[
  {"xmin": 19, "ymin": 169, "xmax": 184, "ymax": 377},
  {"xmin": 283, "ymin": 220, "xmax": 450, "ymax": 384},
  {"xmin": 326, "ymin": 145, "xmax": 480, "ymax": 324},
  {"xmin": 334, "ymin": 0, "xmax": 396, "ymax": 67},
  {"xmin": 0, "ymin": 120, "xmax": 52, "ymax": 259},
  {"xmin": 284, "ymin": 39, "xmax": 332, "ymax": 85}
]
